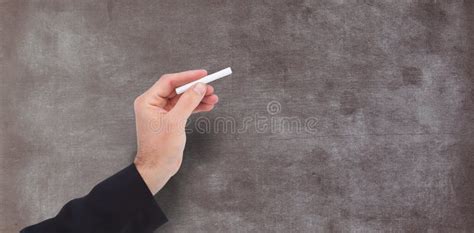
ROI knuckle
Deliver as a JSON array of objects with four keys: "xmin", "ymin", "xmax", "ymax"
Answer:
[
  {"xmin": 160, "ymin": 74, "xmax": 172, "ymax": 82},
  {"xmin": 134, "ymin": 96, "xmax": 145, "ymax": 108},
  {"xmin": 158, "ymin": 74, "xmax": 174, "ymax": 87}
]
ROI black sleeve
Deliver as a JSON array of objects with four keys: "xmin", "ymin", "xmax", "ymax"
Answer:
[{"xmin": 20, "ymin": 164, "xmax": 168, "ymax": 233}]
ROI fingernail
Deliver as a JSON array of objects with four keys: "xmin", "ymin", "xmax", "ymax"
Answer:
[{"xmin": 193, "ymin": 83, "xmax": 206, "ymax": 95}]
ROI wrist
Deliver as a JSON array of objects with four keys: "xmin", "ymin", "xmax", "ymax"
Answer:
[{"xmin": 134, "ymin": 158, "xmax": 174, "ymax": 195}]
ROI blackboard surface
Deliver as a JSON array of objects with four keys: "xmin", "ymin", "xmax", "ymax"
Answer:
[{"xmin": 1, "ymin": 1, "xmax": 474, "ymax": 232}]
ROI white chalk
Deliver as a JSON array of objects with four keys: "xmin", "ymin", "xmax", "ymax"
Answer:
[{"xmin": 175, "ymin": 67, "xmax": 232, "ymax": 94}]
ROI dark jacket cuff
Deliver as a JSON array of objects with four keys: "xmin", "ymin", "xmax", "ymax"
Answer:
[
  {"xmin": 21, "ymin": 164, "xmax": 168, "ymax": 233},
  {"xmin": 85, "ymin": 164, "xmax": 169, "ymax": 230}
]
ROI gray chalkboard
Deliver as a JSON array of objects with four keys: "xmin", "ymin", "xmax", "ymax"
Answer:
[{"xmin": 1, "ymin": 1, "xmax": 473, "ymax": 232}]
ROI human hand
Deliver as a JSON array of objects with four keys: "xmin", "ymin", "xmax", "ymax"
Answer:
[{"xmin": 133, "ymin": 70, "xmax": 218, "ymax": 194}]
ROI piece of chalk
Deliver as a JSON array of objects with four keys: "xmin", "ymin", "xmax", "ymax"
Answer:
[{"xmin": 175, "ymin": 67, "xmax": 232, "ymax": 94}]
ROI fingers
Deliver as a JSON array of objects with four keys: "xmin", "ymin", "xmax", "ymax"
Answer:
[
  {"xmin": 201, "ymin": 94, "xmax": 218, "ymax": 105},
  {"xmin": 205, "ymin": 85, "xmax": 214, "ymax": 96},
  {"xmin": 146, "ymin": 69, "xmax": 207, "ymax": 100},
  {"xmin": 172, "ymin": 83, "xmax": 214, "ymax": 98},
  {"xmin": 169, "ymin": 83, "xmax": 207, "ymax": 120},
  {"xmin": 193, "ymin": 103, "xmax": 215, "ymax": 113},
  {"xmin": 191, "ymin": 95, "xmax": 218, "ymax": 113},
  {"xmin": 165, "ymin": 88, "xmax": 216, "ymax": 110}
]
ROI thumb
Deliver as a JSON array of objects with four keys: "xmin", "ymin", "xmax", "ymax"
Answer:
[{"xmin": 170, "ymin": 83, "xmax": 207, "ymax": 120}]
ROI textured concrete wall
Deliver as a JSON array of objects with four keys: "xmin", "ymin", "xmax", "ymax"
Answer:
[{"xmin": 1, "ymin": 0, "xmax": 473, "ymax": 232}]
